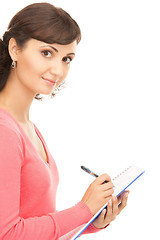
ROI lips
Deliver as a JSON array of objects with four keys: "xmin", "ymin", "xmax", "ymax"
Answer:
[{"xmin": 42, "ymin": 77, "xmax": 57, "ymax": 86}]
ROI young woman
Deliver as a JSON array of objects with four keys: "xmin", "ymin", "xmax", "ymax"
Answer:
[{"xmin": 0, "ymin": 3, "xmax": 129, "ymax": 239}]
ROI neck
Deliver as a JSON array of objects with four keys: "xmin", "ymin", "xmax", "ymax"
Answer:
[{"xmin": 0, "ymin": 71, "xmax": 36, "ymax": 123}]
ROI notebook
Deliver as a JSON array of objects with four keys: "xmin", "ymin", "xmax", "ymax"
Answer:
[{"xmin": 71, "ymin": 165, "xmax": 145, "ymax": 240}]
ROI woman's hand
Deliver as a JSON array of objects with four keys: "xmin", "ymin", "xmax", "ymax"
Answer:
[
  {"xmin": 81, "ymin": 174, "xmax": 114, "ymax": 216},
  {"xmin": 92, "ymin": 191, "xmax": 129, "ymax": 229}
]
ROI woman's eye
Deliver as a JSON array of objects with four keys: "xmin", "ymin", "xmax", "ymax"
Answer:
[
  {"xmin": 41, "ymin": 50, "xmax": 52, "ymax": 58},
  {"xmin": 63, "ymin": 57, "xmax": 72, "ymax": 64}
]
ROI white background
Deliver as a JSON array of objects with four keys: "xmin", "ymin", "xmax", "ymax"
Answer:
[{"xmin": 1, "ymin": 0, "xmax": 160, "ymax": 239}]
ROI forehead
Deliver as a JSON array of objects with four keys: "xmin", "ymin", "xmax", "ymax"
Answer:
[{"xmin": 25, "ymin": 38, "xmax": 77, "ymax": 54}]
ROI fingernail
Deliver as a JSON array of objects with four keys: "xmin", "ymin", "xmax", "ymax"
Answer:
[
  {"xmin": 109, "ymin": 199, "xmax": 112, "ymax": 206},
  {"xmin": 113, "ymin": 195, "xmax": 117, "ymax": 201},
  {"xmin": 125, "ymin": 193, "xmax": 129, "ymax": 198},
  {"xmin": 103, "ymin": 209, "xmax": 107, "ymax": 214}
]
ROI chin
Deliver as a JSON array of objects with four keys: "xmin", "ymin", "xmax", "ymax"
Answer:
[{"xmin": 35, "ymin": 89, "xmax": 55, "ymax": 97}]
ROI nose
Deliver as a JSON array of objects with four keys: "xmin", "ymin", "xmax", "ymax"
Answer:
[{"xmin": 50, "ymin": 61, "xmax": 63, "ymax": 79}]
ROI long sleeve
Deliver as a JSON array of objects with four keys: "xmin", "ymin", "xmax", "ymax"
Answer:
[
  {"xmin": 0, "ymin": 124, "xmax": 93, "ymax": 239},
  {"xmin": 0, "ymin": 125, "xmax": 56, "ymax": 239}
]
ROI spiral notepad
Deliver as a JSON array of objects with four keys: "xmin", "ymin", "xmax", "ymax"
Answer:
[{"xmin": 71, "ymin": 165, "xmax": 145, "ymax": 240}]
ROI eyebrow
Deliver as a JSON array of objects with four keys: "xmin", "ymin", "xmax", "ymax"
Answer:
[{"xmin": 40, "ymin": 45, "xmax": 75, "ymax": 56}]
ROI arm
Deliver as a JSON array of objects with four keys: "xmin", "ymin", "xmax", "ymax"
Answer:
[{"xmin": 0, "ymin": 125, "xmax": 93, "ymax": 240}]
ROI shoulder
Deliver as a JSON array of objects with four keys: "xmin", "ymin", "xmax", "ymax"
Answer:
[
  {"xmin": 0, "ymin": 111, "xmax": 25, "ymax": 164},
  {"xmin": 0, "ymin": 109, "xmax": 24, "ymax": 143}
]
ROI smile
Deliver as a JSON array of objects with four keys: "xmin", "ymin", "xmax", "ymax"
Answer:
[{"xmin": 42, "ymin": 77, "xmax": 57, "ymax": 86}]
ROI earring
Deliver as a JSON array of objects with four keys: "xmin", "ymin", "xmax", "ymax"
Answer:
[{"xmin": 11, "ymin": 60, "xmax": 16, "ymax": 68}]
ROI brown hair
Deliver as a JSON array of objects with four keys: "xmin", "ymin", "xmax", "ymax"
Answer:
[{"xmin": 0, "ymin": 2, "xmax": 81, "ymax": 99}]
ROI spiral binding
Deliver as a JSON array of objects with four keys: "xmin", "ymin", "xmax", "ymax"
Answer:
[{"xmin": 112, "ymin": 166, "xmax": 132, "ymax": 181}]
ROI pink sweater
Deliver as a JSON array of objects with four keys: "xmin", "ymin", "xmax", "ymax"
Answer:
[{"xmin": 0, "ymin": 108, "xmax": 99, "ymax": 239}]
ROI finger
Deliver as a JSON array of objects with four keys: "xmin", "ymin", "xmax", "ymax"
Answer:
[
  {"xmin": 117, "ymin": 190, "xmax": 129, "ymax": 205},
  {"xmin": 99, "ymin": 208, "xmax": 109, "ymax": 227},
  {"xmin": 112, "ymin": 196, "xmax": 119, "ymax": 214},
  {"xmin": 92, "ymin": 208, "xmax": 107, "ymax": 229},
  {"xmin": 118, "ymin": 190, "xmax": 129, "ymax": 201},
  {"xmin": 101, "ymin": 208, "xmax": 107, "ymax": 219},
  {"xmin": 118, "ymin": 192, "xmax": 129, "ymax": 212},
  {"xmin": 117, "ymin": 192, "xmax": 124, "ymax": 204},
  {"xmin": 106, "ymin": 198, "xmax": 113, "ymax": 217},
  {"xmin": 104, "ymin": 188, "xmax": 114, "ymax": 198},
  {"xmin": 101, "ymin": 181, "xmax": 114, "ymax": 191},
  {"xmin": 95, "ymin": 208, "xmax": 107, "ymax": 223},
  {"xmin": 96, "ymin": 174, "xmax": 111, "ymax": 185}
]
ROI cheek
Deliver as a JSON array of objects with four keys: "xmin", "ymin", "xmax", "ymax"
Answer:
[
  {"xmin": 62, "ymin": 65, "xmax": 70, "ymax": 79},
  {"xmin": 17, "ymin": 53, "xmax": 44, "ymax": 83},
  {"xmin": 57, "ymin": 66, "xmax": 69, "ymax": 86}
]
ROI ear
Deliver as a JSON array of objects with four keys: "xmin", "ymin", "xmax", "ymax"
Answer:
[{"xmin": 8, "ymin": 38, "xmax": 19, "ymax": 62}]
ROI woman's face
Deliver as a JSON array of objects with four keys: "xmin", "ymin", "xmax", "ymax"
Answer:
[{"xmin": 12, "ymin": 38, "xmax": 77, "ymax": 96}]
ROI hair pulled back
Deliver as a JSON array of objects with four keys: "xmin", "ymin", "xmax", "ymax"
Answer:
[{"xmin": 0, "ymin": 3, "xmax": 81, "ymax": 99}]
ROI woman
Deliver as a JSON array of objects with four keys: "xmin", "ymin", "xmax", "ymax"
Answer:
[{"xmin": 0, "ymin": 3, "xmax": 129, "ymax": 239}]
